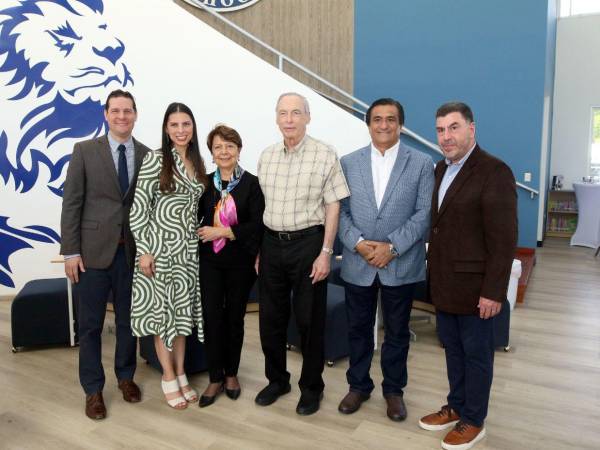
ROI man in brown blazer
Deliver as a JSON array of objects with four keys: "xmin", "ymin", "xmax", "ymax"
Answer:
[
  {"xmin": 418, "ymin": 102, "xmax": 517, "ymax": 450},
  {"xmin": 61, "ymin": 90, "xmax": 150, "ymax": 420}
]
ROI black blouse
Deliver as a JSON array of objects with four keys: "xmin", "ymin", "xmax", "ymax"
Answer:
[{"xmin": 198, "ymin": 171, "xmax": 265, "ymax": 267}]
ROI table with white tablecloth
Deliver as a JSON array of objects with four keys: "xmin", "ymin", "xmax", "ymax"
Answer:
[{"xmin": 570, "ymin": 183, "xmax": 600, "ymax": 251}]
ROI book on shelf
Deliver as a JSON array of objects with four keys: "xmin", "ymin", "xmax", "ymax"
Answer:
[
  {"xmin": 548, "ymin": 216, "xmax": 577, "ymax": 232},
  {"xmin": 548, "ymin": 199, "xmax": 577, "ymax": 212}
]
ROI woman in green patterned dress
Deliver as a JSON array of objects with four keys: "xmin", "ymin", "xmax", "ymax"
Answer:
[{"xmin": 130, "ymin": 103, "xmax": 207, "ymax": 410}]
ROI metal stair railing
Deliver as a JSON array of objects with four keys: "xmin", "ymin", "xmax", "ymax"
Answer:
[{"xmin": 181, "ymin": 0, "xmax": 539, "ymax": 198}]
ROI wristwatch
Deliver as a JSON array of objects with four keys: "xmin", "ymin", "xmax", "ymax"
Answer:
[
  {"xmin": 389, "ymin": 244, "xmax": 398, "ymax": 257},
  {"xmin": 321, "ymin": 246, "xmax": 334, "ymax": 255}
]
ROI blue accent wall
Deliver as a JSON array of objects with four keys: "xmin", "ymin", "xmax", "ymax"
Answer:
[{"xmin": 354, "ymin": 0, "xmax": 556, "ymax": 248}]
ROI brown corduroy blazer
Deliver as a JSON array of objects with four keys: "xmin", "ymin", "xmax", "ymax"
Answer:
[
  {"xmin": 427, "ymin": 145, "xmax": 518, "ymax": 315},
  {"xmin": 60, "ymin": 135, "xmax": 150, "ymax": 269}
]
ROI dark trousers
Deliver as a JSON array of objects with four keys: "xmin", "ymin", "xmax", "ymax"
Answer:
[
  {"xmin": 258, "ymin": 230, "xmax": 327, "ymax": 396},
  {"xmin": 200, "ymin": 259, "xmax": 256, "ymax": 383},
  {"xmin": 75, "ymin": 245, "xmax": 136, "ymax": 395},
  {"xmin": 436, "ymin": 310, "xmax": 495, "ymax": 427},
  {"xmin": 345, "ymin": 277, "xmax": 414, "ymax": 396}
]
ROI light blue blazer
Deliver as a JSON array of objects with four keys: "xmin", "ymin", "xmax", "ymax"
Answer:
[{"xmin": 338, "ymin": 142, "xmax": 434, "ymax": 287}]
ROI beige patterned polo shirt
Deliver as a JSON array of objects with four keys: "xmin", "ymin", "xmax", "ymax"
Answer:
[{"xmin": 258, "ymin": 135, "xmax": 350, "ymax": 231}]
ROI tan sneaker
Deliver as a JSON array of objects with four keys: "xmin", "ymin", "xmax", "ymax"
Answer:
[
  {"xmin": 442, "ymin": 421, "xmax": 486, "ymax": 450},
  {"xmin": 419, "ymin": 405, "xmax": 460, "ymax": 431}
]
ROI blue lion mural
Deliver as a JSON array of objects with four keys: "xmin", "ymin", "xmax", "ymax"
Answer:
[
  {"xmin": 0, "ymin": 0, "xmax": 133, "ymax": 288},
  {"xmin": 0, "ymin": 217, "xmax": 60, "ymax": 287}
]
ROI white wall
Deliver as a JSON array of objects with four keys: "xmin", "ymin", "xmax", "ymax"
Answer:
[
  {"xmin": 550, "ymin": 13, "xmax": 600, "ymax": 189},
  {"xmin": 0, "ymin": 0, "xmax": 369, "ymax": 294}
]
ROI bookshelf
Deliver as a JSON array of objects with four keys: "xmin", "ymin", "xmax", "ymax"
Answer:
[{"xmin": 546, "ymin": 190, "xmax": 578, "ymax": 238}]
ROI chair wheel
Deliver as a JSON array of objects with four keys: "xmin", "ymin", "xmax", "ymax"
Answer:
[
  {"xmin": 286, "ymin": 343, "xmax": 292, "ymax": 350},
  {"xmin": 12, "ymin": 347, "xmax": 18, "ymax": 353},
  {"xmin": 503, "ymin": 346, "xmax": 511, "ymax": 352},
  {"xmin": 326, "ymin": 360, "xmax": 334, "ymax": 367}
]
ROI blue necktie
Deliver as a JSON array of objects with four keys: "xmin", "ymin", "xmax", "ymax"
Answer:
[{"xmin": 117, "ymin": 144, "xmax": 129, "ymax": 196}]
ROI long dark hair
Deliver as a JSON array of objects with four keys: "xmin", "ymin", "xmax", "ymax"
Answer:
[{"xmin": 159, "ymin": 102, "xmax": 208, "ymax": 192}]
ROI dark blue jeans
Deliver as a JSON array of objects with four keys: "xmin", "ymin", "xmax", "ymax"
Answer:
[
  {"xmin": 76, "ymin": 245, "xmax": 136, "ymax": 395},
  {"xmin": 344, "ymin": 277, "xmax": 415, "ymax": 396},
  {"xmin": 436, "ymin": 310, "xmax": 495, "ymax": 427}
]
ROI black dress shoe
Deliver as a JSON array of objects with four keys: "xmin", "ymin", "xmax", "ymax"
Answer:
[
  {"xmin": 385, "ymin": 394, "xmax": 407, "ymax": 421},
  {"xmin": 338, "ymin": 391, "xmax": 370, "ymax": 414},
  {"xmin": 225, "ymin": 387, "xmax": 241, "ymax": 400},
  {"xmin": 199, "ymin": 384, "xmax": 223, "ymax": 408},
  {"xmin": 296, "ymin": 392, "xmax": 323, "ymax": 416},
  {"xmin": 255, "ymin": 382, "xmax": 291, "ymax": 406}
]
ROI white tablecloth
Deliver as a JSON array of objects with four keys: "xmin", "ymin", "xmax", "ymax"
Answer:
[{"xmin": 570, "ymin": 183, "xmax": 600, "ymax": 249}]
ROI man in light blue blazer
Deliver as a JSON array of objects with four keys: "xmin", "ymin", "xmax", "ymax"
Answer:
[{"xmin": 337, "ymin": 98, "xmax": 434, "ymax": 421}]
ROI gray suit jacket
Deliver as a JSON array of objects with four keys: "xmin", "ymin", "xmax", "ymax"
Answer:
[
  {"xmin": 338, "ymin": 142, "xmax": 434, "ymax": 286},
  {"xmin": 60, "ymin": 135, "xmax": 150, "ymax": 269}
]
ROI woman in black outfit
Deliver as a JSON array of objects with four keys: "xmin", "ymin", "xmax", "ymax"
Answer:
[{"xmin": 197, "ymin": 124, "xmax": 264, "ymax": 407}]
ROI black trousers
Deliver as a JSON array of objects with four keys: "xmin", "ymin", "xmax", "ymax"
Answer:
[
  {"xmin": 75, "ymin": 245, "xmax": 136, "ymax": 395},
  {"xmin": 200, "ymin": 259, "xmax": 256, "ymax": 383},
  {"xmin": 258, "ymin": 229, "xmax": 327, "ymax": 395}
]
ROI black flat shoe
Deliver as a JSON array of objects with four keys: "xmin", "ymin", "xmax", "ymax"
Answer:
[
  {"xmin": 255, "ymin": 382, "xmax": 291, "ymax": 406},
  {"xmin": 199, "ymin": 384, "xmax": 223, "ymax": 408},
  {"xmin": 296, "ymin": 392, "xmax": 323, "ymax": 416},
  {"xmin": 225, "ymin": 387, "xmax": 241, "ymax": 400}
]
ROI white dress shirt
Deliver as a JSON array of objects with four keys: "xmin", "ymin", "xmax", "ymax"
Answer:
[
  {"xmin": 354, "ymin": 140, "xmax": 400, "ymax": 249},
  {"xmin": 371, "ymin": 140, "xmax": 399, "ymax": 209}
]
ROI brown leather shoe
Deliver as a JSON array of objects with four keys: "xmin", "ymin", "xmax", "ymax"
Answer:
[
  {"xmin": 419, "ymin": 405, "xmax": 460, "ymax": 431},
  {"xmin": 385, "ymin": 394, "xmax": 407, "ymax": 421},
  {"xmin": 118, "ymin": 379, "xmax": 141, "ymax": 403},
  {"xmin": 442, "ymin": 421, "xmax": 486, "ymax": 450},
  {"xmin": 338, "ymin": 391, "xmax": 370, "ymax": 414},
  {"xmin": 85, "ymin": 392, "xmax": 106, "ymax": 420}
]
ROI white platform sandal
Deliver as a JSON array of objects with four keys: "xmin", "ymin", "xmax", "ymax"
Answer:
[
  {"xmin": 177, "ymin": 374, "xmax": 198, "ymax": 403},
  {"xmin": 161, "ymin": 378, "xmax": 187, "ymax": 409}
]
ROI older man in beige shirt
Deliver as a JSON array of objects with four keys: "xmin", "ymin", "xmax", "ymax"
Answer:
[{"xmin": 255, "ymin": 92, "xmax": 349, "ymax": 415}]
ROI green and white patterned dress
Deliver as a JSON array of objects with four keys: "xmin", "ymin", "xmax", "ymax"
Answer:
[{"xmin": 129, "ymin": 149, "xmax": 205, "ymax": 350}]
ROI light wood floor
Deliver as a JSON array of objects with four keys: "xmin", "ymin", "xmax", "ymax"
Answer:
[{"xmin": 1, "ymin": 238, "xmax": 599, "ymax": 450}]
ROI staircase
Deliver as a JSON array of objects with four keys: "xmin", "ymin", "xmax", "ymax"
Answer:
[{"xmin": 177, "ymin": 0, "xmax": 539, "ymax": 198}]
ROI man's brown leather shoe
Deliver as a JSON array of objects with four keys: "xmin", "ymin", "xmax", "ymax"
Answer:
[
  {"xmin": 85, "ymin": 392, "xmax": 106, "ymax": 420},
  {"xmin": 385, "ymin": 394, "xmax": 407, "ymax": 421},
  {"xmin": 338, "ymin": 391, "xmax": 370, "ymax": 414},
  {"xmin": 442, "ymin": 421, "xmax": 486, "ymax": 450},
  {"xmin": 118, "ymin": 379, "xmax": 141, "ymax": 403},
  {"xmin": 419, "ymin": 405, "xmax": 460, "ymax": 431}
]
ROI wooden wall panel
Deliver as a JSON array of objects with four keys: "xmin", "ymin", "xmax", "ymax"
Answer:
[{"xmin": 174, "ymin": 0, "xmax": 354, "ymax": 104}]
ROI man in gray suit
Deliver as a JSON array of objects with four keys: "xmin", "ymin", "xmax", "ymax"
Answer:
[
  {"xmin": 338, "ymin": 98, "xmax": 434, "ymax": 421},
  {"xmin": 61, "ymin": 90, "xmax": 150, "ymax": 420}
]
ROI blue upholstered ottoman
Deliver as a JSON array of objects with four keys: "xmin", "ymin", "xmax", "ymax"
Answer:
[
  {"xmin": 11, "ymin": 278, "xmax": 76, "ymax": 351},
  {"xmin": 287, "ymin": 282, "xmax": 349, "ymax": 366},
  {"xmin": 139, "ymin": 330, "xmax": 207, "ymax": 374}
]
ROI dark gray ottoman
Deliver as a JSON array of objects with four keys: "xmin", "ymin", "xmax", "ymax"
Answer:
[
  {"xmin": 139, "ymin": 329, "xmax": 207, "ymax": 374},
  {"xmin": 287, "ymin": 283, "xmax": 349, "ymax": 366},
  {"xmin": 11, "ymin": 278, "xmax": 76, "ymax": 351}
]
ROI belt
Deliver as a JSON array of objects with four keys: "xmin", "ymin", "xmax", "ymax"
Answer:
[{"xmin": 266, "ymin": 225, "xmax": 323, "ymax": 241}]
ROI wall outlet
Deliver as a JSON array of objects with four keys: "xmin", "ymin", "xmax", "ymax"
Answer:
[{"xmin": 524, "ymin": 172, "xmax": 532, "ymax": 182}]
